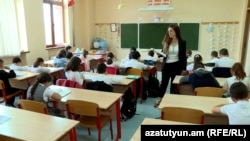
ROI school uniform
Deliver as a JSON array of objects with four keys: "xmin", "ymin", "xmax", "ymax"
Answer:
[
  {"xmin": 123, "ymin": 59, "xmax": 147, "ymax": 70},
  {"xmin": 30, "ymin": 66, "xmax": 50, "ymax": 73},
  {"xmin": 65, "ymin": 70, "xmax": 84, "ymax": 86},
  {"xmin": 223, "ymin": 76, "xmax": 250, "ymax": 91},
  {"xmin": 142, "ymin": 55, "xmax": 158, "ymax": 62},
  {"xmin": 53, "ymin": 57, "xmax": 68, "ymax": 68},
  {"xmin": 26, "ymin": 83, "xmax": 54, "ymax": 103},
  {"xmin": 214, "ymin": 57, "xmax": 234, "ymax": 68},
  {"xmin": 9, "ymin": 64, "xmax": 30, "ymax": 71},
  {"xmin": 221, "ymin": 101, "xmax": 250, "ymax": 124}
]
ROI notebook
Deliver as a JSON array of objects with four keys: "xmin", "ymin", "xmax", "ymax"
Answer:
[
  {"xmin": 49, "ymin": 85, "xmax": 72, "ymax": 97},
  {"xmin": 15, "ymin": 71, "xmax": 26, "ymax": 76},
  {"xmin": 126, "ymin": 75, "xmax": 140, "ymax": 79}
]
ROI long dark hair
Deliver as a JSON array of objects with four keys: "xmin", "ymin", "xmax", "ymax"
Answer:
[
  {"xmin": 164, "ymin": 23, "xmax": 182, "ymax": 50},
  {"xmin": 33, "ymin": 57, "xmax": 44, "ymax": 67},
  {"xmin": 82, "ymin": 49, "xmax": 89, "ymax": 58},
  {"xmin": 65, "ymin": 56, "xmax": 82, "ymax": 71},
  {"xmin": 106, "ymin": 52, "xmax": 114, "ymax": 65},
  {"xmin": 56, "ymin": 49, "xmax": 67, "ymax": 58},
  {"xmin": 231, "ymin": 62, "xmax": 246, "ymax": 80},
  {"xmin": 29, "ymin": 72, "xmax": 52, "ymax": 100}
]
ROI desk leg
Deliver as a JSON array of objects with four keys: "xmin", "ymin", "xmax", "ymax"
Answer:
[{"xmin": 115, "ymin": 99, "xmax": 121, "ymax": 140}]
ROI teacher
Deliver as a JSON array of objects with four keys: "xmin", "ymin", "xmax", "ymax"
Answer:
[{"xmin": 155, "ymin": 23, "xmax": 187, "ymax": 106}]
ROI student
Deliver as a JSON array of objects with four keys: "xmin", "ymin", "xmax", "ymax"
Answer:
[
  {"xmin": 87, "ymin": 63, "xmax": 122, "ymax": 85},
  {"xmin": 214, "ymin": 48, "xmax": 234, "ymax": 68},
  {"xmin": 124, "ymin": 51, "xmax": 150, "ymax": 70},
  {"xmin": 53, "ymin": 49, "xmax": 68, "ymax": 68},
  {"xmin": 142, "ymin": 50, "xmax": 158, "ymax": 66},
  {"xmin": 65, "ymin": 56, "xmax": 85, "ymax": 87},
  {"xmin": 105, "ymin": 52, "xmax": 120, "ymax": 68},
  {"xmin": 9, "ymin": 56, "xmax": 29, "ymax": 71},
  {"xmin": 186, "ymin": 49, "xmax": 193, "ymax": 63},
  {"xmin": 26, "ymin": 72, "xmax": 63, "ymax": 116},
  {"xmin": 80, "ymin": 49, "xmax": 94, "ymax": 72},
  {"xmin": 206, "ymin": 50, "xmax": 219, "ymax": 63},
  {"xmin": 121, "ymin": 47, "xmax": 137, "ymax": 64},
  {"xmin": 212, "ymin": 82, "xmax": 250, "ymax": 124},
  {"xmin": 65, "ymin": 45, "xmax": 73, "ymax": 60},
  {"xmin": 180, "ymin": 61, "xmax": 220, "ymax": 91},
  {"xmin": 30, "ymin": 57, "xmax": 50, "ymax": 73},
  {"xmin": 0, "ymin": 59, "xmax": 20, "ymax": 107},
  {"xmin": 186, "ymin": 54, "xmax": 203, "ymax": 74},
  {"xmin": 222, "ymin": 62, "xmax": 250, "ymax": 97}
]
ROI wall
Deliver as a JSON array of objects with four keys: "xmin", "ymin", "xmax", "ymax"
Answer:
[{"xmin": 73, "ymin": 0, "xmax": 247, "ymax": 62}]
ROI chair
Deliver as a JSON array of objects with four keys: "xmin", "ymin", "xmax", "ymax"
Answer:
[
  {"xmin": 0, "ymin": 80, "xmax": 23, "ymax": 106},
  {"xmin": 56, "ymin": 79, "xmax": 83, "ymax": 88},
  {"xmin": 161, "ymin": 107, "xmax": 204, "ymax": 124},
  {"xmin": 125, "ymin": 68, "xmax": 144, "ymax": 103},
  {"xmin": 66, "ymin": 100, "xmax": 113, "ymax": 141},
  {"xmin": 212, "ymin": 67, "xmax": 232, "ymax": 78},
  {"xmin": 106, "ymin": 66, "xmax": 118, "ymax": 75},
  {"xmin": 194, "ymin": 87, "xmax": 227, "ymax": 97},
  {"xmin": 18, "ymin": 99, "xmax": 48, "ymax": 114}
]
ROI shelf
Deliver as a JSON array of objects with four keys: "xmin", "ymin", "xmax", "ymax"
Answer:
[{"xmin": 138, "ymin": 6, "xmax": 174, "ymax": 11}]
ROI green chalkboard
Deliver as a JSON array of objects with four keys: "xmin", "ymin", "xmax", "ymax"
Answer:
[
  {"xmin": 179, "ymin": 23, "xmax": 199, "ymax": 50},
  {"xmin": 139, "ymin": 23, "xmax": 170, "ymax": 49},
  {"xmin": 120, "ymin": 24, "xmax": 138, "ymax": 48},
  {"xmin": 120, "ymin": 23, "xmax": 199, "ymax": 50}
]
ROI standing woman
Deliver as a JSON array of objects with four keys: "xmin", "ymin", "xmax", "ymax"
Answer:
[{"xmin": 155, "ymin": 24, "xmax": 187, "ymax": 106}]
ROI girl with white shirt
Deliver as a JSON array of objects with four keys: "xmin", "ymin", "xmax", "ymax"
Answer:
[
  {"xmin": 65, "ymin": 56, "xmax": 85, "ymax": 87},
  {"xmin": 223, "ymin": 62, "xmax": 250, "ymax": 97},
  {"xmin": 105, "ymin": 52, "xmax": 120, "ymax": 68},
  {"xmin": 30, "ymin": 57, "xmax": 50, "ymax": 73},
  {"xmin": 80, "ymin": 49, "xmax": 94, "ymax": 71}
]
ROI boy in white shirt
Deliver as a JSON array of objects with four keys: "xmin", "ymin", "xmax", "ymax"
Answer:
[
  {"xmin": 212, "ymin": 82, "xmax": 250, "ymax": 124},
  {"xmin": 142, "ymin": 50, "xmax": 158, "ymax": 65},
  {"xmin": 214, "ymin": 48, "xmax": 234, "ymax": 68},
  {"xmin": 9, "ymin": 56, "xmax": 30, "ymax": 71},
  {"xmin": 124, "ymin": 51, "xmax": 150, "ymax": 70}
]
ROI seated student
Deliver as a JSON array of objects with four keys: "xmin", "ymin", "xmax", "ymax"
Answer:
[
  {"xmin": 80, "ymin": 49, "xmax": 94, "ymax": 72},
  {"xmin": 26, "ymin": 72, "xmax": 63, "ymax": 116},
  {"xmin": 0, "ymin": 59, "xmax": 21, "ymax": 107},
  {"xmin": 212, "ymin": 82, "xmax": 250, "ymax": 124},
  {"xmin": 105, "ymin": 52, "xmax": 120, "ymax": 68},
  {"xmin": 222, "ymin": 62, "xmax": 250, "ymax": 97},
  {"xmin": 65, "ymin": 45, "xmax": 73, "ymax": 60},
  {"xmin": 30, "ymin": 57, "xmax": 50, "ymax": 73},
  {"xmin": 186, "ymin": 54, "xmax": 203, "ymax": 74},
  {"xmin": 180, "ymin": 61, "xmax": 220, "ymax": 91},
  {"xmin": 9, "ymin": 56, "xmax": 29, "ymax": 71},
  {"xmin": 123, "ymin": 51, "xmax": 150, "ymax": 70},
  {"xmin": 53, "ymin": 49, "xmax": 68, "ymax": 68},
  {"xmin": 142, "ymin": 50, "xmax": 158, "ymax": 66},
  {"xmin": 121, "ymin": 47, "xmax": 137, "ymax": 64},
  {"xmin": 214, "ymin": 48, "xmax": 234, "ymax": 68},
  {"xmin": 90, "ymin": 63, "xmax": 122, "ymax": 85},
  {"xmin": 186, "ymin": 49, "xmax": 193, "ymax": 64},
  {"xmin": 206, "ymin": 50, "xmax": 219, "ymax": 64},
  {"xmin": 65, "ymin": 56, "xmax": 85, "ymax": 87}
]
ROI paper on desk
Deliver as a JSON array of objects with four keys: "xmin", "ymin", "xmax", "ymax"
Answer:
[
  {"xmin": 126, "ymin": 75, "xmax": 140, "ymax": 79},
  {"xmin": 151, "ymin": 48, "xmax": 166, "ymax": 57},
  {"xmin": 0, "ymin": 115, "xmax": 11, "ymax": 124},
  {"xmin": 15, "ymin": 71, "xmax": 26, "ymax": 76},
  {"xmin": 49, "ymin": 85, "xmax": 72, "ymax": 97}
]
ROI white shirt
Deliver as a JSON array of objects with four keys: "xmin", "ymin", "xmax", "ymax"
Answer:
[
  {"xmin": 30, "ymin": 66, "xmax": 50, "ymax": 73},
  {"xmin": 123, "ymin": 59, "xmax": 148, "ymax": 70},
  {"xmin": 9, "ymin": 64, "xmax": 30, "ymax": 71},
  {"xmin": 26, "ymin": 83, "xmax": 54, "ymax": 102},
  {"xmin": 223, "ymin": 76, "xmax": 250, "ymax": 91},
  {"xmin": 214, "ymin": 57, "xmax": 234, "ymax": 68},
  {"xmin": 142, "ymin": 55, "xmax": 158, "ymax": 62},
  {"xmin": 81, "ymin": 55, "xmax": 94, "ymax": 71},
  {"xmin": 105, "ymin": 60, "xmax": 120, "ymax": 68},
  {"xmin": 206, "ymin": 57, "xmax": 219, "ymax": 63},
  {"xmin": 65, "ymin": 70, "xmax": 84, "ymax": 85},
  {"xmin": 187, "ymin": 56, "xmax": 193, "ymax": 63},
  {"xmin": 221, "ymin": 101, "xmax": 250, "ymax": 124},
  {"xmin": 166, "ymin": 45, "xmax": 179, "ymax": 63},
  {"xmin": 85, "ymin": 73, "xmax": 123, "ymax": 85}
]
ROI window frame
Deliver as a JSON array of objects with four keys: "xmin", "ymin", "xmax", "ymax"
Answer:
[{"xmin": 43, "ymin": 0, "xmax": 65, "ymax": 48}]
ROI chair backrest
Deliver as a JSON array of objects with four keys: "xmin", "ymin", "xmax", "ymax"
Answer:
[
  {"xmin": 106, "ymin": 66, "xmax": 118, "ymax": 75},
  {"xmin": 161, "ymin": 107, "xmax": 204, "ymax": 124},
  {"xmin": 56, "ymin": 79, "xmax": 82, "ymax": 88},
  {"xmin": 212, "ymin": 67, "xmax": 232, "ymax": 78},
  {"xmin": 66, "ymin": 100, "xmax": 99, "ymax": 117},
  {"xmin": 18, "ymin": 99, "xmax": 48, "ymax": 114},
  {"xmin": 194, "ymin": 87, "xmax": 227, "ymax": 97},
  {"xmin": 125, "ymin": 68, "xmax": 142, "ymax": 76},
  {"xmin": 85, "ymin": 81, "xmax": 113, "ymax": 92}
]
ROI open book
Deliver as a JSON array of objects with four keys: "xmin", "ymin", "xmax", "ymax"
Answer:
[
  {"xmin": 49, "ymin": 85, "xmax": 72, "ymax": 97},
  {"xmin": 151, "ymin": 48, "xmax": 167, "ymax": 57}
]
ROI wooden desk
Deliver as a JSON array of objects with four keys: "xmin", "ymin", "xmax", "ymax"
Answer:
[
  {"xmin": 82, "ymin": 72, "xmax": 135, "ymax": 93},
  {"xmin": 158, "ymin": 94, "xmax": 229, "ymax": 124},
  {"xmin": 61, "ymin": 87, "xmax": 123, "ymax": 140},
  {"xmin": 0, "ymin": 105, "xmax": 79, "ymax": 141},
  {"xmin": 130, "ymin": 117, "xmax": 196, "ymax": 141}
]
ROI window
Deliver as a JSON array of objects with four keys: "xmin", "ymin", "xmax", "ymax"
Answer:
[{"xmin": 43, "ymin": 0, "xmax": 64, "ymax": 47}]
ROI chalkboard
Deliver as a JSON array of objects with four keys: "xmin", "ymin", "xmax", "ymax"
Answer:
[
  {"xmin": 179, "ymin": 23, "xmax": 199, "ymax": 50},
  {"xmin": 120, "ymin": 24, "xmax": 138, "ymax": 48},
  {"xmin": 120, "ymin": 23, "xmax": 199, "ymax": 50}
]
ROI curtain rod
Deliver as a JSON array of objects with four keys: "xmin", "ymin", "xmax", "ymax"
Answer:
[{"xmin": 201, "ymin": 21, "xmax": 239, "ymax": 25}]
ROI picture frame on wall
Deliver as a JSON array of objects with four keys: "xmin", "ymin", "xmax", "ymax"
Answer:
[{"xmin": 110, "ymin": 23, "xmax": 117, "ymax": 32}]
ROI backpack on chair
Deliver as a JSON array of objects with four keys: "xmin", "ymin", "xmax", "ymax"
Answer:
[
  {"xmin": 146, "ymin": 73, "xmax": 160, "ymax": 97},
  {"xmin": 120, "ymin": 87, "xmax": 137, "ymax": 121}
]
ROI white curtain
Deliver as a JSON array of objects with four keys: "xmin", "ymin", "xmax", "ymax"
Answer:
[{"xmin": 0, "ymin": 0, "xmax": 21, "ymax": 57}]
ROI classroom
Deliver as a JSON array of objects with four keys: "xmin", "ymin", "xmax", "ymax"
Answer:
[{"xmin": 1, "ymin": 0, "xmax": 250, "ymax": 140}]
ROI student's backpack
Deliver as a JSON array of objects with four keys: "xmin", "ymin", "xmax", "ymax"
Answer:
[
  {"xmin": 146, "ymin": 74, "xmax": 160, "ymax": 97},
  {"xmin": 121, "ymin": 87, "xmax": 137, "ymax": 121}
]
